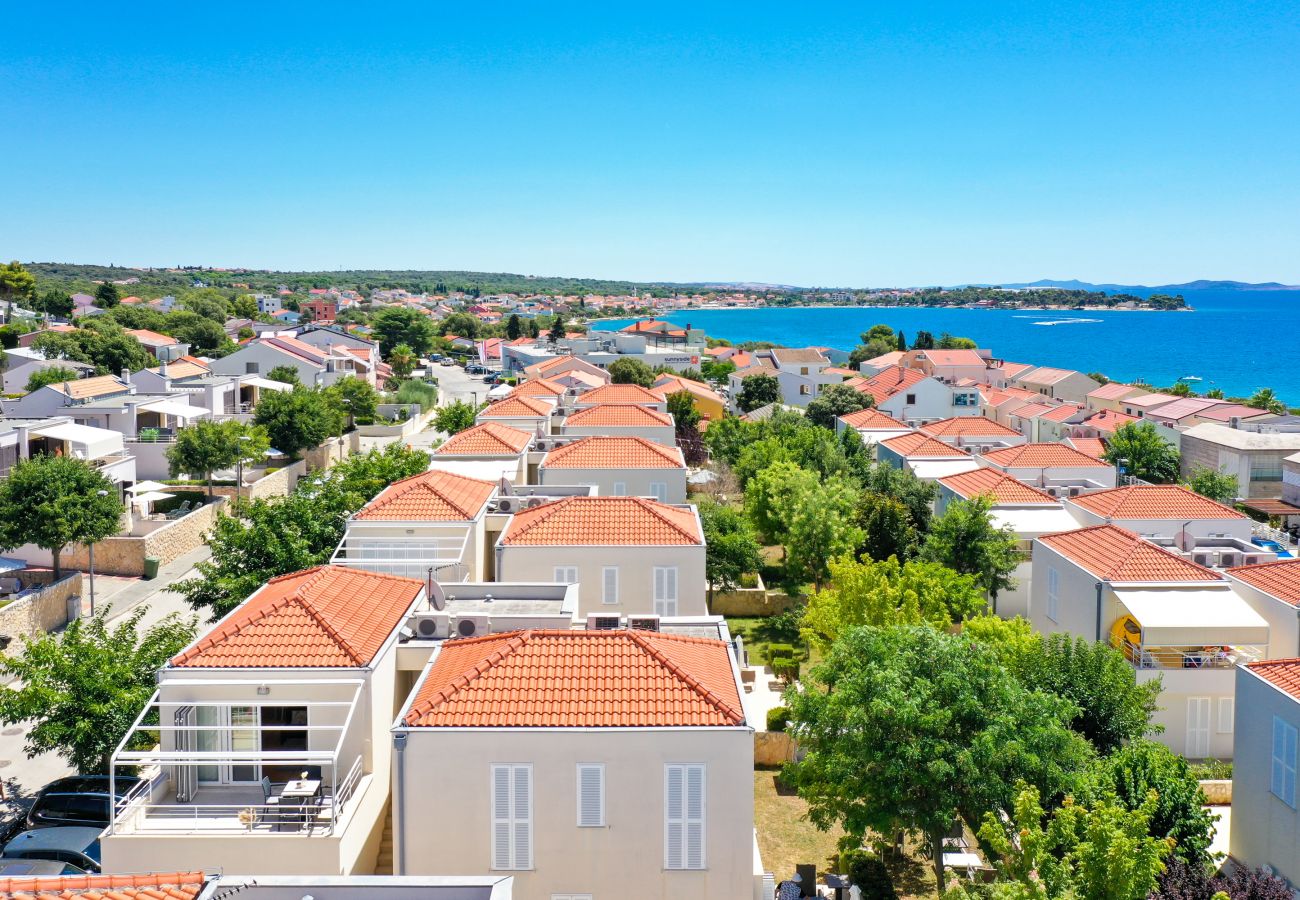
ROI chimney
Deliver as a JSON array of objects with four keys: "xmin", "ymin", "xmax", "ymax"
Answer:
[{"xmin": 121, "ymin": 368, "xmax": 130, "ymax": 384}]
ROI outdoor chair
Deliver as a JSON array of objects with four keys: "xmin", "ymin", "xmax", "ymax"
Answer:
[{"xmin": 260, "ymin": 776, "xmax": 282, "ymax": 829}]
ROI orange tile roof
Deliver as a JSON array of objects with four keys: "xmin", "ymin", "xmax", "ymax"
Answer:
[
  {"xmin": 864, "ymin": 350, "xmax": 906, "ymax": 367},
  {"xmin": 49, "ymin": 374, "xmax": 129, "ymax": 399},
  {"xmin": 0, "ymin": 871, "xmax": 206, "ymax": 900},
  {"xmin": 1245, "ymin": 658, "xmax": 1300, "ymax": 700},
  {"xmin": 880, "ymin": 432, "xmax": 971, "ymax": 458},
  {"xmin": 150, "ymin": 355, "xmax": 211, "ymax": 379},
  {"xmin": 1067, "ymin": 436, "xmax": 1108, "ymax": 460},
  {"xmin": 403, "ymin": 629, "xmax": 743, "ymax": 728},
  {"xmin": 435, "ymin": 421, "xmax": 533, "ymax": 456},
  {"xmin": 1068, "ymin": 484, "xmax": 1246, "ymax": 521},
  {"xmin": 1037, "ymin": 524, "xmax": 1223, "ymax": 583},
  {"xmin": 1038, "ymin": 405, "xmax": 1085, "ymax": 423},
  {"xmin": 651, "ymin": 375, "xmax": 724, "ymax": 404},
  {"xmin": 1087, "ymin": 382, "xmax": 1141, "ymax": 401},
  {"xmin": 982, "ymin": 443, "xmax": 1112, "ymax": 468},
  {"xmin": 509, "ymin": 377, "xmax": 565, "ymax": 398},
  {"xmin": 1227, "ymin": 559, "xmax": 1300, "ymax": 607},
  {"xmin": 856, "ymin": 366, "xmax": 928, "ymax": 403},
  {"xmin": 125, "ymin": 328, "xmax": 177, "ymax": 347},
  {"xmin": 939, "ymin": 468, "xmax": 1057, "ymax": 504},
  {"xmin": 564, "ymin": 403, "xmax": 673, "ymax": 427},
  {"xmin": 172, "ymin": 566, "xmax": 423, "ymax": 668},
  {"xmin": 576, "ymin": 383, "xmax": 666, "ymax": 405},
  {"xmin": 1124, "ymin": 392, "xmax": 1179, "ymax": 409},
  {"xmin": 1083, "ymin": 408, "xmax": 1138, "ymax": 434},
  {"xmin": 838, "ymin": 407, "xmax": 907, "ymax": 430},
  {"xmin": 1009, "ymin": 402, "xmax": 1056, "ymax": 419},
  {"xmin": 477, "ymin": 394, "xmax": 553, "ymax": 419},
  {"xmin": 1019, "ymin": 366, "xmax": 1080, "ymax": 385},
  {"xmin": 356, "ymin": 469, "xmax": 497, "ymax": 520},
  {"xmin": 1000, "ymin": 362, "xmax": 1036, "ymax": 379},
  {"xmin": 919, "ymin": 349, "xmax": 986, "ymax": 366},
  {"xmin": 501, "ymin": 496, "xmax": 702, "ymax": 545},
  {"xmin": 920, "ymin": 416, "xmax": 1021, "ymax": 438},
  {"xmin": 542, "ymin": 436, "xmax": 684, "ymax": 469}
]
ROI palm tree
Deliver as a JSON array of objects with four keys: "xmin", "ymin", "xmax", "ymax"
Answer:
[{"xmin": 1247, "ymin": 388, "xmax": 1286, "ymax": 415}]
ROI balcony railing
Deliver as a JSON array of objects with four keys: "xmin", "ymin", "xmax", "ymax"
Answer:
[{"xmin": 1110, "ymin": 636, "xmax": 1262, "ymax": 670}]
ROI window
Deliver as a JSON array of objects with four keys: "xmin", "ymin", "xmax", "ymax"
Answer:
[
  {"xmin": 954, "ymin": 392, "xmax": 977, "ymax": 407},
  {"xmin": 1186, "ymin": 698, "xmax": 1210, "ymax": 758},
  {"xmin": 800, "ymin": 366, "xmax": 809, "ymax": 376},
  {"xmin": 799, "ymin": 384, "xmax": 811, "ymax": 396},
  {"xmin": 649, "ymin": 481, "xmax": 668, "ymax": 502},
  {"xmin": 612, "ymin": 482, "xmax": 627, "ymax": 496},
  {"xmin": 554, "ymin": 566, "xmax": 578, "ymax": 584},
  {"xmin": 576, "ymin": 764, "xmax": 605, "ymax": 827},
  {"xmin": 653, "ymin": 566, "xmax": 678, "ymax": 616},
  {"xmin": 245, "ymin": 362, "xmax": 260, "ymax": 374},
  {"xmin": 602, "ymin": 567, "xmax": 619, "ymax": 604},
  {"xmin": 664, "ymin": 764, "xmax": 705, "ymax": 870},
  {"xmin": 1272, "ymin": 717, "xmax": 1297, "ymax": 807},
  {"xmin": 491, "ymin": 764, "xmax": 532, "ymax": 870},
  {"xmin": 1046, "ymin": 568, "xmax": 1059, "ymax": 623},
  {"xmin": 1217, "ymin": 698, "xmax": 1234, "ymax": 734},
  {"xmin": 905, "ymin": 393, "xmax": 917, "ymax": 405}
]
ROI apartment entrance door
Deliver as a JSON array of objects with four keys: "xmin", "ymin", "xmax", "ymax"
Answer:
[{"xmin": 196, "ymin": 705, "xmax": 259, "ymax": 784}]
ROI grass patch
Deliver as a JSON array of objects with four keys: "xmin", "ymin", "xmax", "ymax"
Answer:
[{"xmin": 754, "ymin": 766, "xmax": 842, "ymax": 882}]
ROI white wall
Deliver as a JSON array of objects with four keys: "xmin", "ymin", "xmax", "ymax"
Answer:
[
  {"xmin": 538, "ymin": 465, "xmax": 686, "ymax": 504},
  {"xmin": 1229, "ymin": 578, "xmax": 1300, "ymax": 660},
  {"xmin": 877, "ymin": 379, "xmax": 980, "ymax": 425},
  {"xmin": 560, "ymin": 423, "xmax": 677, "ymax": 447},
  {"xmin": 1230, "ymin": 668, "xmax": 1300, "ymax": 883}
]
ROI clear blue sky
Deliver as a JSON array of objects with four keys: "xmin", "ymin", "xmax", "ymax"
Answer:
[{"xmin": 4, "ymin": 1, "xmax": 1298, "ymax": 286}]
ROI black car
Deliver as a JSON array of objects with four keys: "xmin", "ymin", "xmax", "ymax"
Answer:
[
  {"xmin": 26, "ymin": 775, "xmax": 142, "ymax": 831},
  {"xmin": 1, "ymin": 827, "xmax": 102, "ymax": 873},
  {"xmin": 0, "ymin": 858, "xmax": 86, "ymax": 876}
]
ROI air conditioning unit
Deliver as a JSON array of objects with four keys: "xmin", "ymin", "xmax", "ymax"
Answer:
[
  {"xmin": 410, "ymin": 613, "xmax": 449, "ymax": 639},
  {"xmin": 1044, "ymin": 486, "xmax": 1062, "ymax": 498},
  {"xmin": 628, "ymin": 615, "xmax": 661, "ymax": 632},
  {"xmin": 1218, "ymin": 551, "xmax": 1242, "ymax": 568},
  {"xmin": 1067, "ymin": 486, "xmax": 1082, "ymax": 497},
  {"xmin": 450, "ymin": 614, "xmax": 491, "ymax": 639},
  {"xmin": 493, "ymin": 498, "xmax": 516, "ymax": 513},
  {"xmin": 1192, "ymin": 551, "xmax": 1215, "ymax": 567},
  {"xmin": 586, "ymin": 614, "xmax": 622, "ymax": 631},
  {"xmin": 523, "ymin": 497, "xmax": 544, "ymax": 509},
  {"xmin": 1241, "ymin": 553, "xmax": 1267, "ymax": 566}
]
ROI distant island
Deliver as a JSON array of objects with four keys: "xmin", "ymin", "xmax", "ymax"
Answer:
[{"xmin": 993, "ymin": 278, "xmax": 1300, "ymax": 293}]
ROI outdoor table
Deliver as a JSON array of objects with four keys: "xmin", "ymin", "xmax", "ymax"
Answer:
[
  {"xmin": 942, "ymin": 851, "xmax": 983, "ymax": 875},
  {"xmin": 279, "ymin": 779, "xmax": 322, "ymax": 828}
]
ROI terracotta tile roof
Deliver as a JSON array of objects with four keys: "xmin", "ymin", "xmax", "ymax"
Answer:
[
  {"xmin": 501, "ymin": 496, "xmax": 702, "ymax": 545},
  {"xmin": 1019, "ymin": 366, "xmax": 1081, "ymax": 385},
  {"xmin": 1066, "ymin": 436, "xmax": 1108, "ymax": 460},
  {"xmin": 125, "ymin": 328, "xmax": 177, "ymax": 347},
  {"xmin": 864, "ymin": 351, "xmax": 906, "ymax": 367},
  {"xmin": 880, "ymin": 432, "xmax": 971, "ymax": 458},
  {"xmin": 150, "ymin": 355, "xmax": 210, "ymax": 379},
  {"xmin": 576, "ymin": 383, "xmax": 665, "ymax": 405},
  {"xmin": 732, "ymin": 361, "xmax": 778, "ymax": 378},
  {"xmin": 172, "ymin": 566, "xmax": 423, "ymax": 668},
  {"xmin": 1009, "ymin": 402, "xmax": 1056, "ymax": 419},
  {"xmin": 403, "ymin": 629, "xmax": 743, "ymax": 728},
  {"xmin": 564, "ymin": 404, "xmax": 673, "ymax": 427},
  {"xmin": 0, "ymin": 871, "xmax": 206, "ymax": 899},
  {"xmin": 1124, "ymin": 392, "xmax": 1180, "ymax": 410},
  {"xmin": 824, "ymin": 366, "xmax": 860, "ymax": 378},
  {"xmin": 1147, "ymin": 397, "xmax": 1228, "ymax": 421},
  {"xmin": 263, "ymin": 335, "xmax": 328, "ymax": 365},
  {"xmin": 920, "ymin": 416, "xmax": 1020, "ymax": 438},
  {"xmin": 838, "ymin": 408, "xmax": 907, "ymax": 430},
  {"xmin": 1244, "ymin": 658, "xmax": 1300, "ymax": 700},
  {"xmin": 435, "ymin": 421, "xmax": 533, "ymax": 456},
  {"xmin": 982, "ymin": 443, "xmax": 1112, "ymax": 468},
  {"xmin": 1038, "ymin": 405, "xmax": 1085, "ymax": 423},
  {"xmin": 542, "ymin": 436, "xmax": 684, "ymax": 469},
  {"xmin": 509, "ymin": 377, "xmax": 565, "ymax": 399},
  {"xmin": 528, "ymin": 356, "xmax": 608, "ymax": 379},
  {"xmin": 1068, "ymin": 484, "xmax": 1246, "ymax": 521},
  {"xmin": 1196, "ymin": 403, "xmax": 1271, "ymax": 423},
  {"xmin": 555, "ymin": 369, "xmax": 607, "ymax": 389},
  {"xmin": 769, "ymin": 347, "xmax": 827, "ymax": 365},
  {"xmin": 939, "ymin": 468, "xmax": 1057, "ymax": 504},
  {"xmin": 1000, "ymin": 362, "xmax": 1036, "ymax": 379},
  {"xmin": 651, "ymin": 375, "xmax": 723, "ymax": 404},
  {"xmin": 1083, "ymin": 409, "xmax": 1138, "ymax": 434},
  {"xmin": 48, "ymin": 374, "xmax": 130, "ymax": 399},
  {"xmin": 1227, "ymin": 559, "xmax": 1300, "ymax": 607},
  {"xmin": 477, "ymin": 395, "xmax": 553, "ymax": 419},
  {"xmin": 1087, "ymin": 382, "xmax": 1141, "ymax": 401},
  {"xmin": 1037, "ymin": 524, "xmax": 1223, "ymax": 583},
  {"xmin": 918, "ymin": 349, "xmax": 985, "ymax": 366},
  {"xmin": 356, "ymin": 469, "xmax": 497, "ymax": 520},
  {"xmin": 856, "ymin": 366, "xmax": 929, "ymax": 403}
]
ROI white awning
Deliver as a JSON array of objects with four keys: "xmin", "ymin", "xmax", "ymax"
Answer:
[
  {"xmin": 990, "ymin": 506, "xmax": 1083, "ymax": 538},
  {"xmin": 132, "ymin": 491, "xmax": 176, "ymax": 507},
  {"xmin": 427, "ymin": 458, "xmax": 520, "ymax": 483},
  {"xmin": 243, "ymin": 376, "xmax": 293, "ymax": 392},
  {"xmin": 908, "ymin": 459, "xmax": 981, "ymax": 481},
  {"xmin": 1114, "ymin": 587, "xmax": 1269, "ymax": 646},
  {"xmin": 127, "ymin": 480, "xmax": 170, "ymax": 494},
  {"xmin": 145, "ymin": 400, "xmax": 210, "ymax": 419},
  {"xmin": 32, "ymin": 422, "xmax": 124, "ymax": 459}
]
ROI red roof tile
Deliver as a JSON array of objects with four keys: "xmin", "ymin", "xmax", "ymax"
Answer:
[
  {"xmin": 502, "ymin": 496, "xmax": 702, "ymax": 545},
  {"xmin": 172, "ymin": 566, "xmax": 423, "ymax": 668},
  {"xmin": 403, "ymin": 630, "xmax": 743, "ymax": 727},
  {"xmin": 1068, "ymin": 484, "xmax": 1246, "ymax": 520},
  {"xmin": 939, "ymin": 468, "xmax": 1057, "ymax": 504},
  {"xmin": 920, "ymin": 416, "xmax": 1021, "ymax": 438},
  {"xmin": 1019, "ymin": 366, "xmax": 1081, "ymax": 385},
  {"xmin": 855, "ymin": 366, "xmax": 928, "ymax": 403},
  {"xmin": 1038, "ymin": 405, "xmax": 1085, "ymax": 423},
  {"xmin": 356, "ymin": 469, "xmax": 497, "ymax": 520},
  {"xmin": 651, "ymin": 375, "xmax": 724, "ymax": 404},
  {"xmin": 880, "ymin": 432, "xmax": 971, "ymax": 458},
  {"xmin": 478, "ymin": 395, "xmax": 553, "ymax": 419},
  {"xmin": 1082, "ymin": 409, "xmax": 1138, "ymax": 434},
  {"xmin": 1037, "ymin": 524, "xmax": 1223, "ymax": 583},
  {"xmin": 435, "ymin": 422, "xmax": 533, "ymax": 456},
  {"xmin": 918, "ymin": 349, "xmax": 986, "ymax": 367},
  {"xmin": 1246, "ymin": 658, "xmax": 1300, "ymax": 700},
  {"xmin": 1228, "ymin": 559, "xmax": 1300, "ymax": 607},
  {"xmin": 1087, "ymin": 382, "xmax": 1142, "ymax": 401},
  {"xmin": 982, "ymin": 443, "xmax": 1112, "ymax": 468},
  {"xmin": 576, "ymin": 383, "xmax": 666, "ymax": 405},
  {"xmin": 0, "ymin": 871, "xmax": 206, "ymax": 900},
  {"xmin": 564, "ymin": 404, "xmax": 673, "ymax": 427},
  {"xmin": 1066, "ymin": 437, "xmax": 1108, "ymax": 460},
  {"xmin": 1009, "ymin": 402, "xmax": 1056, "ymax": 419},
  {"xmin": 542, "ymin": 436, "xmax": 684, "ymax": 469},
  {"xmin": 509, "ymin": 377, "xmax": 565, "ymax": 399},
  {"xmin": 838, "ymin": 408, "xmax": 907, "ymax": 430}
]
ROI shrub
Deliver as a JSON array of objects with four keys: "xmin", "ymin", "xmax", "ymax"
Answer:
[
  {"xmin": 395, "ymin": 379, "xmax": 439, "ymax": 412},
  {"xmin": 839, "ymin": 848, "xmax": 897, "ymax": 900},
  {"xmin": 766, "ymin": 706, "xmax": 789, "ymax": 733},
  {"xmin": 766, "ymin": 643, "xmax": 795, "ymax": 664}
]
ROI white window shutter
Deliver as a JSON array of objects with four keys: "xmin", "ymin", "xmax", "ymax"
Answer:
[
  {"xmin": 651, "ymin": 481, "xmax": 667, "ymax": 502},
  {"xmin": 664, "ymin": 765, "xmax": 684, "ymax": 869},
  {"xmin": 1218, "ymin": 698, "xmax": 1234, "ymax": 734},
  {"xmin": 685, "ymin": 765, "xmax": 705, "ymax": 869},
  {"xmin": 513, "ymin": 765, "xmax": 532, "ymax": 869},
  {"xmin": 1272, "ymin": 718, "xmax": 1286, "ymax": 799},
  {"xmin": 491, "ymin": 764, "xmax": 531, "ymax": 870},
  {"xmin": 603, "ymin": 567, "xmax": 618, "ymax": 604},
  {"xmin": 654, "ymin": 567, "xmax": 678, "ymax": 616},
  {"xmin": 492, "ymin": 765, "xmax": 512, "ymax": 870},
  {"xmin": 613, "ymin": 481, "xmax": 627, "ymax": 496},
  {"xmin": 577, "ymin": 764, "xmax": 604, "ymax": 827}
]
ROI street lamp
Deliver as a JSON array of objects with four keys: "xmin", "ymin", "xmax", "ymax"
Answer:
[
  {"xmin": 89, "ymin": 489, "xmax": 108, "ymax": 617},
  {"xmin": 341, "ymin": 398, "xmax": 354, "ymax": 434},
  {"xmin": 236, "ymin": 434, "xmax": 252, "ymax": 507}
]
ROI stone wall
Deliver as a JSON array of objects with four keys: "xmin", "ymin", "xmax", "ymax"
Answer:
[
  {"xmin": 61, "ymin": 499, "xmax": 228, "ymax": 576},
  {"xmin": 0, "ymin": 573, "xmax": 83, "ymax": 655},
  {"xmin": 1200, "ymin": 779, "xmax": 1231, "ymax": 805},
  {"xmin": 167, "ymin": 460, "xmax": 307, "ymax": 503},
  {"xmin": 754, "ymin": 731, "xmax": 797, "ymax": 767},
  {"xmin": 711, "ymin": 590, "xmax": 801, "ymax": 617}
]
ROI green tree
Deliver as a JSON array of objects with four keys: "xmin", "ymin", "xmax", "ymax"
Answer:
[
  {"xmin": 548, "ymin": 311, "xmax": 566, "ymax": 343},
  {"xmin": 266, "ymin": 364, "xmax": 301, "ymax": 385},
  {"xmin": 0, "ymin": 606, "xmax": 197, "ymax": 773},
  {"xmin": 733, "ymin": 438, "xmax": 794, "ymax": 487},
  {"xmin": 506, "ymin": 314, "xmax": 523, "ymax": 340},
  {"xmin": 1246, "ymin": 387, "xmax": 1286, "ymax": 415},
  {"xmin": 937, "ymin": 332, "xmax": 977, "ymax": 349},
  {"xmin": 785, "ymin": 626, "xmax": 1093, "ymax": 891},
  {"xmin": 736, "ymin": 373, "xmax": 780, "ymax": 412},
  {"xmin": 895, "ymin": 331, "xmax": 907, "ymax": 351},
  {"xmin": 1187, "ymin": 466, "xmax": 1239, "ymax": 504},
  {"xmin": 744, "ymin": 461, "xmax": 817, "ymax": 547},
  {"xmin": 858, "ymin": 462, "xmax": 938, "ymax": 534},
  {"xmin": 0, "ymin": 455, "xmax": 124, "ymax": 578},
  {"xmin": 167, "ymin": 420, "xmax": 268, "ymax": 498},
  {"xmin": 438, "ymin": 311, "xmax": 481, "ymax": 340},
  {"xmin": 325, "ymin": 375, "xmax": 380, "ymax": 428},
  {"xmin": 921, "ymin": 495, "xmax": 1019, "ymax": 603},
  {"xmin": 608, "ymin": 357, "xmax": 654, "ymax": 387},
  {"xmin": 231, "ymin": 294, "xmax": 259, "ymax": 319},
  {"xmin": 848, "ymin": 338, "xmax": 898, "ymax": 369},
  {"xmin": 701, "ymin": 415, "xmax": 760, "ymax": 466},
  {"xmin": 374, "ymin": 306, "xmax": 438, "ymax": 355},
  {"xmin": 786, "ymin": 476, "xmax": 863, "ymax": 590},
  {"xmin": 388, "ymin": 343, "xmax": 416, "ymax": 379},
  {"xmin": 95, "ymin": 282, "xmax": 121, "ymax": 308},
  {"xmin": 177, "ymin": 288, "xmax": 230, "ymax": 322},
  {"xmin": 1105, "ymin": 421, "xmax": 1181, "ymax": 483},
  {"xmin": 854, "ymin": 493, "xmax": 919, "ymax": 562},
  {"xmin": 700, "ymin": 358, "xmax": 736, "ymax": 386},
  {"xmin": 698, "ymin": 501, "xmax": 763, "ymax": 604},
  {"xmin": 665, "ymin": 390, "xmax": 700, "ymax": 433},
  {"xmin": 804, "ymin": 383, "xmax": 870, "ymax": 429},
  {"xmin": 912, "ymin": 330, "xmax": 936, "ymax": 350},
  {"xmin": 164, "ymin": 310, "xmax": 232, "ymax": 356},
  {"xmin": 25, "ymin": 365, "xmax": 83, "ymax": 393},
  {"xmin": 0, "ymin": 260, "xmax": 37, "ymax": 323},
  {"xmin": 37, "ymin": 289, "xmax": 74, "ymax": 319},
  {"xmin": 978, "ymin": 782, "xmax": 1171, "ymax": 900},
  {"xmin": 329, "ymin": 443, "xmax": 431, "ymax": 507},
  {"xmin": 802, "ymin": 556, "xmax": 988, "ymax": 647},
  {"xmin": 253, "ymin": 387, "xmax": 340, "ymax": 459},
  {"xmin": 434, "ymin": 399, "xmax": 481, "ymax": 435}
]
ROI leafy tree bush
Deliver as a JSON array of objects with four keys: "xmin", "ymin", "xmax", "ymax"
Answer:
[
  {"xmin": 0, "ymin": 455, "xmax": 124, "ymax": 578},
  {"xmin": 95, "ymin": 281, "xmax": 121, "ymax": 308},
  {"xmin": 167, "ymin": 419, "xmax": 268, "ymax": 498},
  {"xmin": 1106, "ymin": 421, "xmax": 1181, "ymax": 483},
  {"xmin": 766, "ymin": 706, "xmax": 790, "ymax": 733},
  {"xmin": 395, "ymin": 378, "xmax": 439, "ymax": 411},
  {"xmin": 921, "ymin": 495, "xmax": 1019, "ymax": 603},
  {"xmin": 838, "ymin": 849, "xmax": 896, "ymax": 900},
  {"xmin": 325, "ymin": 375, "xmax": 380, "ymax": 426},
  {"xmin": 253, "ymin": 387, "xmax": 341, "ymax": 459},
  {"xmin": 698, "ymin": 501, "xmax": 763, "ymax": 602},
  {"xmin": 266, "ymin": 365, "xmax": 301, "ymax": 385},
  {"xmin": 387, "ymin": 342, "xmax": 416, "ymax": 379},
  {"xmin": 25, "ymin": 365, "xmax": 83, "ymax": 393},
  {"xmin": 785, "ymin": 475, "xmax": 864, "ymax": 589},
  {"xmin": 434, "ymin": 399, "xmax": 481, "ymax": 435},
  {"xmin": 736, "ymin": 373, "xmax": 780, "ymax": 411},
  {"xmin": 854, "ymin": 493, "xmax": 919, "ymax": 562},
  {"xmin": 1155, "ymin": 860, "xmax": 1294, "ymax": 900},
  {"xmin": 608, "ymin": 357, "xmax": 654, "ymax": 386},
  {"xmin": 1187, "ymin": 466, "xmax": 1238, "ymax": 503},
  {"xmin": 0, "ymin": 260, "xmax": 37, "ymax": 322},
  {"xmin": 805, "ymin": 383, "xmax": 870, "ymax": 429},
  {"xmin": 374, "ymin": 306, "xmax": 437, "ymax": 355}
]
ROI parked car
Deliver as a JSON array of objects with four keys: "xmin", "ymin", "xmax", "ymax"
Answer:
[
  {"xmin": 0, "ymin": 858, "xmax": 86, "ymax": 876},
  {"xmin": 27, "ymin": 774, "xmax": 142, "ymax": 831},
  {"xmin": 440, "ymin": 358, "xmax": 457, "ymax": 366},
  {"xmin": 1, "ymin": 827, "xmax": 102, "ymax": 873}
]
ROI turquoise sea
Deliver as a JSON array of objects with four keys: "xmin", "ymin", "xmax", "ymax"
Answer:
[{"xmin": 593, "ymin": 290, "xmax": 1300, "ymax": 403}]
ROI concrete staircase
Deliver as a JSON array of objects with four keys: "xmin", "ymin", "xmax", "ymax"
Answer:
[{"xmin": 374, "ymin": 809, "xmax": 395, "ymax": 874}]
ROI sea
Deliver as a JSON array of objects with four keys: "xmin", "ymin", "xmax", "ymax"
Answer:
[{"xmin": 592, "ymin": 289, "xmax": 1300, "ymax": 403}]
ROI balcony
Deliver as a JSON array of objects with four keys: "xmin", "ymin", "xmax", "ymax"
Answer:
[{"xmin": 1109, "ymin": 636, "xmax": 1262, "ymax": 671}]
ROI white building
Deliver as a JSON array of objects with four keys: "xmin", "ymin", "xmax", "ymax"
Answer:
[
  {"xmin": 538, "ymin": 435, "xmax": 687, "ymax": 503},
  {"xmin": 979, "ymin": 443, "xmax": 1118, "ymax": 495},
  {"xmin": 475, "ymin": 394, "xmax": 555, "ymax": 434},
  {"xmin": 918, "ymin": 415, "xmax": 1027, "ymax": 452},
  {"xmin": 834, "ymin": 407, "xmax": 913, "ymax": 450},
  {"xmin": 429, "ymin": 421, "xmax": 534, "ymax": 484},
  {"xmin": 876, "ymin": 432, "xmax": 979, "ymax": 481},
  {"xmin": 853, "ymin": 368, "xmax": 982, "ymax": 426},
  {"xmin": 560, "ymin": 403, "xmax": 677, "ymax": 446},
  {"xmin": 1227, "ymin": 560, "xmax": 1300, "ymax": 660}
]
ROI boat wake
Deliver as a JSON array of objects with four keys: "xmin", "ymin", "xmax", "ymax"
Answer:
[{"xmin": 1032, "ymin": 318, "xmax": 1103, "ymax": 326}]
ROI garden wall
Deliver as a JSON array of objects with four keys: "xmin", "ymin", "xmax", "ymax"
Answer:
[
  {"xmin": 167, "ymin": 460, "xmax": 307, "ymax": 502},
  {"xmin": 754, "ymin": 732, "xmax": 797, "ymax": 767},
  {"xmin": 1200, "ymin": 779, "xmax": 1231, "ymax": 805},
  {"xmin": 59, "ymin": 499, "xmax": 228, "ymax": 577},
  {"xmin": 0, "ymin": 573, "xmax": 83, "ymax": 655},
  {"xmin": 711, "ymin": 590, "xmax": 801, "ymax": 617}
]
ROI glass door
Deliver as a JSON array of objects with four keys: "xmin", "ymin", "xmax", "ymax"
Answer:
[{"xmin": 196, "ymin": 705, "xmax": 260, "ymax": 784}]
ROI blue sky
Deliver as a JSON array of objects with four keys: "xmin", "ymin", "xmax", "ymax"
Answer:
[{"xmin": 3, "ymin": 1, "xmax": 1298, "ymax": 286}]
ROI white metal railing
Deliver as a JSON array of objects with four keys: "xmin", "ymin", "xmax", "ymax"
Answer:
[
  {"xmin": 1253, "ymin": 522, "xmax": 1298, "ymax": 548},
  {"xmin": 1110, "ymin": 636, "xmax": 1262, "ymax": 670}
]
